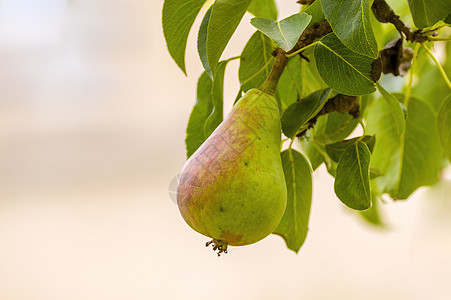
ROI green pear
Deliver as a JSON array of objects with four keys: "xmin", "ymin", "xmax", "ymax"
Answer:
[{"xmin": 177, "ymin": 88, "xmax": 287, "ymax": 255}]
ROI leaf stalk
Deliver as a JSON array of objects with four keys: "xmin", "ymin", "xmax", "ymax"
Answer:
[{"xmin": 421, "ymin": 43, "xmax": 451, "ymax": 90}]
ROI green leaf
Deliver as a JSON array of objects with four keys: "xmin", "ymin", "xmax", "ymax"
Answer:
[
  {"xmin": 314, "ymin": 94, "xmax": 371, "ymax": 145},
  {"xmin": 288, "ymin": 54, "xmax": 328, "ymax": 99},
  {"xmin": 325, "ymin": 135, "xmax": 375, "ymax": 162},
  {"xmin": 438, "ymin": 95, "xmax": 451, "ymax": 161},
  {"xmin": 300, "ymin": 131, "xmax": 324, "ymax": 171},
  {"xmin": 376, "ymin": 83, "xmax": 406, "ymax": 137},
  {"xmin": 407, "ymin": 0, "xmax": 451, "ymax": 28},
  {"xmin": 207, "ymin": 0, "xmax": 253, "ymax": 76},
  {"xmin": 274, "ymin": 149, "xmax": 313, "ymax": 253},
  {"xmin": 314, "ymin": 33, "xmax": 376, "ymax": 95},
  {"xmin": 281, "ymin": 88, "xmax": 332, "ymax": 138},
  {"xmin": 366, "ymin": 94, "xmax": 442, "ymax": 199},
  {"xmin": 396, "ymin": 97, "xmax": 442, "ymax": 199},
  {"xmin": 204, "ymin": 60, "xmax": 230, "ymax": 138},
  {"xmin": 370, "ymin": 168, "xmax": 383, "ymax": 180},
  {"xmin": 325, "ymin": 158, "xmax": 338, "ymax": 178},
  {"xmin": 365, "ymin": 93, "xmax": 403, "ymax": 195},
  {"xmin": 359, "ymin": 191, "xmax": 384, "ymax": 226},
  {"xmin": 233, "ymin": 88, "xmax": 243, "ymax": 105},
  {"xmin": 186, "ymin": 59, "xmax": 234, "ymax": 157},
  {"xmin": 320, "ymin": 0, "xmax": 378, "ymax": 58},
  {"xmin": 302, "ymin": 0, "xmax": 325, "ymax": 27},
  {"xmin": 197, "ymin": 6, "xmax": 213, "ymax": 77},
  {"xmin": 445, "ymin": 13, "xmax": 451, "ymax": 24},
  {"xmin": 162, "ymin": 0, "xmax": 207, "ymax": 74},
  {"xmin": 334, "ymin": 141, "xmax": 371, "ymax": 210},
  {"xmin": 251, "ymin": 13, "xmax": 312, "ymax": 51},
  {"xmin": 239, "ymin": 31, "xmax": 275, "ymax": 92},
  {"xmin": 315, "ymin": 112, "xmax": 359, "ymax": 144},
  {"xmin": 276, "ymin": 56, "xmax": 304, "ymax": 108},
  {"xmin": 185, "ymin": 72, "xmax": 213, "ymax": 158},
  {"xmin": 411, "ymin": 45, "xmax": 451, "ymax": 112},
  {"xmin": 247, "ymin": 0, "xmax": 278, "ymax": 20}
]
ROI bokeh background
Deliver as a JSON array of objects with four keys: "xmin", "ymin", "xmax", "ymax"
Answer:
[{"xmin": 0, "ymin": 0, "xmax": 450, "ymax": 299}]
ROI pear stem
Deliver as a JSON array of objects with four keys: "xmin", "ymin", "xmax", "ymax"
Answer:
[{"xmin": 259, "ymin": 48, "xmax": 288, "ymax": 96}]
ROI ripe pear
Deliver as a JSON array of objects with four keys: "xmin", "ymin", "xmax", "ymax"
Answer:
[{"xmin": 177, "ymin": 88, "xmax": 287, "ymax": 255}]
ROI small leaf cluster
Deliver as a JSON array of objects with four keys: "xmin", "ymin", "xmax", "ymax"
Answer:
[{"xmin": 163, "ymin": 0, "xmax": 451, "ymax": 253}]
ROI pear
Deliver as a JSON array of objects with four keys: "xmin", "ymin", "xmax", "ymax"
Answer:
[{"xmin": 177, "ymin": 88, "xmax": 287, "ymax": 255}]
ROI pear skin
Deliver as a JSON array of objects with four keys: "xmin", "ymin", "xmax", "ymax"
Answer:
[{"xmin": 177, "ymin": 89, "xmax": 287, "ymax": 253}]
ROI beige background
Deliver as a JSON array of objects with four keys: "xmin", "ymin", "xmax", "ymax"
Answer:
[{"xmin": 0, "ymin": 0, "xmax": 450, "ymax": 299}]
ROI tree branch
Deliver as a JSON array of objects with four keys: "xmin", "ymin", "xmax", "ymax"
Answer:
[
  {"xmin": 260, "ymin": 20, "xmax": 332, "ymax": 94},
  {"xmin": 297, "ymin": 0, "xmax": 315, "ymax": 5},
  {"xmin": 371, "ymin": 0, "xmax": 427, "ymax": 43},
  {"xmin": 287, "ymin": 20, "xmax": 332, "ymax": 55},
  {"xmin": 297, "ymin": 94, "xmax": 360, "ymax": 138}
]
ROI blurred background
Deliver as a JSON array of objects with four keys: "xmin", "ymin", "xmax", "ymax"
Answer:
[{"xmin": 0, "ymin": 0, "xmax": 450, "ymax": 299}]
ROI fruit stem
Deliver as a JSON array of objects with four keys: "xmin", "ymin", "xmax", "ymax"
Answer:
[{"xmin": 259, "ymin": 48, "xmax": 288, "ymax": 95}]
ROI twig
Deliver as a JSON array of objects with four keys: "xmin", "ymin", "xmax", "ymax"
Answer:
[
  {"xmin": 260, "ymin": 20, "xmax": 332, "ymax": 94},
  {"xmin": 287, "ymin": 20, "xmax": 332, "ymax": 55},
  {"xmin": 296, "ymin": 94, "xmax": 360, "ymax": 138},
  {"xmin": 371, "ymin": 0, "xmax": 427, "ymax": 43}
]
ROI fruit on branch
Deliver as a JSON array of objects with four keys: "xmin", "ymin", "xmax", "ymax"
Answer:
[{"xmin": 176, "ymin": 89, "xmax": 287, "ymax": 256}]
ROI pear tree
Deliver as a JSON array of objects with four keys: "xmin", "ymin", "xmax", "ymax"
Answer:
[{"xmin": 163, "ymin": 0, "xmax": 451, "ymax": 254}]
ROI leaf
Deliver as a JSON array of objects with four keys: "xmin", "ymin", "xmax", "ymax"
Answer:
[
  {"xmin": 250, "ymin": 13, "xmax": 312, "ymax": 51},
  {"xmin": 233, "ymin": 88, "xmax": 243, "ymax": 105},
  {"xmin": 376, "ymin": 83, "xmax": 406, "ymax": 137},
  {"xmin": 197, "ymin": 6, "xmax": 213, "ymax": 77},
  {"xmin": 314, "ymin": 33, "xmax": 376, "ymax": 95},
  {"xmin": 445, "ymin": 13, "xmax": 451, "ymax": 24},
  {"xmin": 411, "ymin": 46, "xmax": 451, "ymax": 112},
  {"xmin": 438, "ymin": 95, "xmax": 451, "ymax": 161},
  {"xmin": 302, "ymin": 0, "xmax": 325, "ymax": 27},
  {"xmin": 396, "ymin": 97, "xmax": 442, "ymax": 199},
  {"xmin": 325, "ymin": 135, "xmax": 375, "ymax": 162},
  {"xmin": 305, "ymin": 54, "xmax": 329, "ymax": 90},
  {"xmin": 281, "ymin": 88, "xmax": 332, "ymax": 138},
  {"xmin": 185, "ymin": 72, "xmax": 213, "ymax": 158},
  {"xmin": 365, "ymin": 93, "xmax": 403, "ymax": 195},
  {"xmin": 359, "ymin": 191, "xmax": 384, "ymax": 226},
  {"xmin": 325, "ymin": 158, "xmax": 338, "ymax": 178},
  {"xmin": 315, "ymin": 112, "xmax": 359, "ymax": 144},
  {"xmin": 334, "ymin": 141, "xmax": 371, "ymax": 210},
  {"xmin": 247, "ymin": 0, "xmax": 278, "ymax": 20},
  {"xmin": 315, "ymin": 93, "xmax": 373, "ymax": 145},
  {"xmin": 284, "ymin": 54, "xmax": 328, "ymax": 100},
  {"xmin": 411, "ymin": 64, "xmax": 450, "ymax": 112},
  {"xmin": 276, "ymin": 56, "xmax": 304, "ymax": 108},
  {"xmin": 185, "ymin": 59, "xmax": 234, "ymax": 157},
  {"xmin": 207, "ymin": 0, "xmax": 253, "ymax": 76},
  {"xmin": 370, "ymin": 168, "xmax": 383, "ymax": 180},
  {"xmin": 366, "ymin": 94, "xmax": 442, "ymax": 199},
  {"xmin": 239, "ymin": 31, "xmax": 275, "ymax": 92},
  {"xmin": 274, "ymin": 149, "xmax": 313, "ymax": 253},
  {"xmin": 203, "ymin": 60, "xmax": 230, "ymax": 138},
  {"xmin": 407, "ymin": 0, "xmax": 451, "ymax": 28},
  {"xmin": 300, "ymin": 131, "xmax": 324, "ymax": 171},
  {"xmin": 320, "ymin": 0, "xmax": 378, "ymax": 58},
  {"xmin": 162, "ymin": 0, "xmax": 207, "ymax": 74}
]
